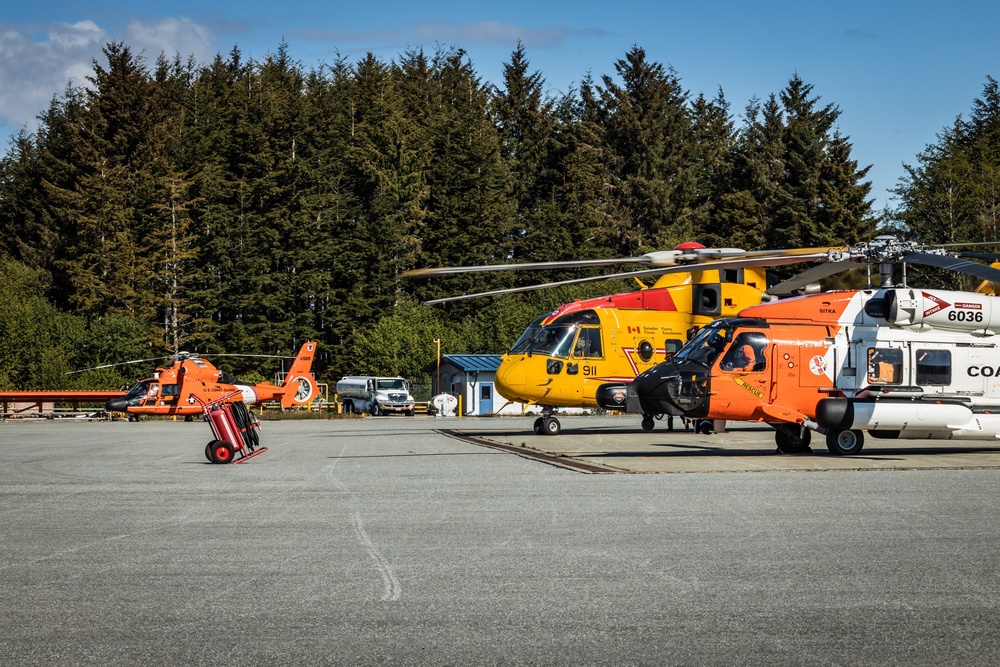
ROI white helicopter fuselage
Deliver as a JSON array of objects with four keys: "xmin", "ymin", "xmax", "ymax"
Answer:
[{"xmin": 763, "ymin": 288, "xmax": 1000, "ymax": 440}]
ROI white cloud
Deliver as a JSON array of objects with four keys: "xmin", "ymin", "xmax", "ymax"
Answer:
[
  {"xmin": 0, "ymin": 17, "xmax": 213, "ymax": 140},
  {"xmin": 125, "ymin": 17, "xmax": 214, "ymax": 63},
  {"xmin": 0, "ymin": 21, "xmax": 107, "ymax": 133}
]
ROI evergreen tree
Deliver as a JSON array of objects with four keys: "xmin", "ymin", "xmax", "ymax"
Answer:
[
  {"xmin": 414, "ymin": 47, "xmax": 514, "ymax": 310},
  {"xmin": 685, "ymin": 90, "xmax": 737, "ymax": 246},
  {"xmin": 493, "ymin": 42, "xmax": 557, "ymax": 264},
  {"xmin": 595, "ymin": 46, "xmax": 694, "ymax": 253},
  {"xmin": 51, "ymin": 43, "xmax": 161, "ymax": 323}
]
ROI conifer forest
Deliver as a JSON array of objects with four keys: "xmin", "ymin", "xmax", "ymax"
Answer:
[{"xmin": 2, "ymin": 40, "xmax": 999, "ymax": 390}]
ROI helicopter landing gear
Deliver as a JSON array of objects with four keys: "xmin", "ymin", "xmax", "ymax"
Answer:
[
  {"xmin": 650, "ymin": 413, "xmax": 675, "ymax": 431},
  {"xmin": 533, "ymin": 410, "xmax": 561, "ymax": 435},
  {"xmin": 127, "ymin": 414, "xmax": 140, "ymax": 422},
  {"xmin": 774, "ymin": 425, "xmax": 812, "ymax": 454},
  {"xmin": 641, "ymin": 414, "xmax": 655, "ymax": 432},
  {"xmin": 825, "ymin": 429, "xmax": 865, "ymax": 456}
]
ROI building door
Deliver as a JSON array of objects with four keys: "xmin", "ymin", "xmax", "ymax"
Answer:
[{"xmin": 479, "ymin": 383, "xmax": 494, "ymax": 415}]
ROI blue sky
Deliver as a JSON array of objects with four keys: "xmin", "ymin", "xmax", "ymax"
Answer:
[{"xmin": 1, "ymin": 1, "xmax": 998, "ymax": 212}]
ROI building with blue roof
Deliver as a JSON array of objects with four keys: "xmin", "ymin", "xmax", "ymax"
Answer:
[{"xmin": 425, "ymin": 354, "xmax": 533, "ymax": 416}]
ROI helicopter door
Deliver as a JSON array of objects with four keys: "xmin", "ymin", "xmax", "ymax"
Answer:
[
  {"xmin": 712, "ymin": 331, "xmax": 770, "ymax": 420},
  {"xmin": 769, "ymin": 326, "xmax": 831, "ymax": 408}
]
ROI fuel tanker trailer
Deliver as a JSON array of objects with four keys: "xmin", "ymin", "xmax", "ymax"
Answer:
[{"xmin": 335, "ymin": 376, "xmax": 416, "ymax": 416}]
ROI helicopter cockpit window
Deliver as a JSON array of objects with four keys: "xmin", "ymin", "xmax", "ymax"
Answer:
[
  {"xmin": 534, "ymin": 327, "xmax": 576, "ymax": 358},
  {"xmin": 664, "ymin": 339, "xmax": 683, "ymax": 357},
  {"xmin": 915, "ymin": 349, "xmax": 951, "ymax": 385},
  {"xmin": 510, "ymin": 310, "xmax": 601, "ymax": 359},
  {"xmin": 868, "ymin": 348, "xmax": 903, "ymax": 384},
  {"xmin": 674, "ymin": 321, "xmax": 733, "ymax": 367},
  {"xmin": 572, "ymin": 327, "xmax": 603, "ymax": 359},
  {"xmin": 122, "ymin": 380, "xmax": 151, "ymax": 402},
  {"xmin": 720, "ymin": 332, "xmax": 768, "ymax": 372},
  {"xmin": 508, "ymin": 314, "xmax": 551, "ymax": 354}
]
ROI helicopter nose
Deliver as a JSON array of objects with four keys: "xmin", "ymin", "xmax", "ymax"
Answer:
[
  {"xmin": 105, "ymin": 398, "xmax": 127, "ymax": 413},
  {"xmin": 495, "ymin": 357, "xmax": 526, "ymax": 400},
  {"xmin": 633, "ymin": 359, "xmax": 711, "ymax": 418}
]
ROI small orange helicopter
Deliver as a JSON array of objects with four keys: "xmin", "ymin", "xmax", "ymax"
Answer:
[
  {"xmin": 405, "ymin": 243, "xmax": 827, "ymax": 434},
  {"xmin": 96, "ymin": 341, "xmax": 320, "ymax": 421},
  {"xmin": 596, "ymin": 236, "xmax": 1000, "ymax": 454}
]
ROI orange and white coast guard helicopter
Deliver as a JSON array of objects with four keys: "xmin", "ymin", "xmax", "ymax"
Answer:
[
  {"xmin": 98, "ymin": 341, "xmax": 320, "ymax": 420},
  {"xmin": 406, "ymin": 243, "xmax": 831, "ymax": 435},
  {"xmin": 596, "ymin": 236, "xmax": 1000, "ymax": 454}
]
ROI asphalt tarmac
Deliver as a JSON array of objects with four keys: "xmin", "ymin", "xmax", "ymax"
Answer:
[{"xmin": 2, "ymin": 414, "xmax": 1000, "ymax": 665}]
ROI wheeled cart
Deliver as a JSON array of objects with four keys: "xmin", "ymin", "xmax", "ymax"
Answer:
[{"xmin": 193, "ymin": 392, "xmax": 265, "ymax": 464}]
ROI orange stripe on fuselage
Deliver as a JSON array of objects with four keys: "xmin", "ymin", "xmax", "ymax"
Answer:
[{"xmin": 739, "ymin": 290, "xmax": 860, "ymax": 324}]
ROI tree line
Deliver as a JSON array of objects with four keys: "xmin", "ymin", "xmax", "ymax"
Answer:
[{"xmin": 4, "ymin": 40, "xmax": 991, "ymax": 389}]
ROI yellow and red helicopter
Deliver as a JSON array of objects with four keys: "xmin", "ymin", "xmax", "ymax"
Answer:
[
  {"xmin": 405, "ymin": 242, "xmax": 827, "ymax": 434},
  {"xmin": 93, "ymin": 341, "xmax": 320, "ymax": 421},
  {"xmin": 595, "ymin": 236, "xmax": 1000, "ymax": 454}
]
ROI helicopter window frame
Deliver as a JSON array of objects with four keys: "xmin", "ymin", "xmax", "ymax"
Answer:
[
  {"xmin": 509, "ymin": 314, "xmax": 551, "ymax": 354},
  {"xmin": 572, "ymin": 327, "xmax": 603, "ymax": 359},
  {"xmin": 915, "ymin": 349, "xmax": 951, "ymax": 386},
  {"xmin": 674, "ymin": 318, "xmax": 763, "ymax": 368},
  {"xmin": 529, "ymin": 326, "xmax": 577, "ymax": 358},
  {"xmin": 867, "ymin": 348, "xmax": 903, "ymax": 385},
  {"xmin": 720, "ymin": 331, "xmax": 768, "ymax": 373}
]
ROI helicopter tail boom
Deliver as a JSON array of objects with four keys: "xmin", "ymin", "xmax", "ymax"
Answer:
[{"xmin": 279, "ymin": 342, "xmax": 320, "ymax": 408}]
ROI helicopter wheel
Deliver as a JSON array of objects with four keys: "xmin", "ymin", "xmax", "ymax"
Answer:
[
  {"xmin": 641, "ymin": 416, "xmax": 654, "ymax": 432},
  {"xmin": 184, "ymin": 415, "xmax": 193, "ymax": 422},
  {"xmin": 698, "ymin": 420, "xmax": 714, "ymax": 435},
  {"xmin": 542, "ymin": 417, "xmax": 561, "ymax": 436},
  {"xmin": 533, "ymin": 417, "xmax": 544, "ymax": 435},
  {"xmin": 209, "ymin": 440, "xmax": 234, "ymax": 464},
  {"xmin": 825, "ymin": 429, "xmax": 865, "ymax": 456},
  {"xmin": 127, "ymin": 414, "xmax": 139, "ymax": 422},
  {"xmin": 774, "ymin": 427, "xmax": 811, "ymax": 454}
]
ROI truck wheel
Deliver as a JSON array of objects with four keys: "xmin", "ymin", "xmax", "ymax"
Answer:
[{"xmin": 371, "ymin": 403, "xmax": 381, "ymax": 416}]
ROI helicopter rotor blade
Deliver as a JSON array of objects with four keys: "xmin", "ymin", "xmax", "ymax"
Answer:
[
  {"xmin": 404, "ymin": 245, "xmax": 853, "ymax": 277},
  {"xmin": 409, "ymin": 236, "xmax": 1000, "ymax": 305},
  {"xmin": 767, "ymin": 262, "xmax": 859, "ymax": 297},
  {"xmin": 953, "ymin": 252, "xmax": 1000, "ymax": 261},
  {"xmin": 901, "ymin": 252, "xmax": 1000, "ymax": 283},
  {"xmin": 421, "ymin": 253, "xmax": 838, "ymax": 304},
  {"xmin": 198, "ymin": 353, "xmax": 295, "ymax": 359},
  {"xmin": 67, "ymin": 356, "xmax": 172, "ymax": 375}
]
